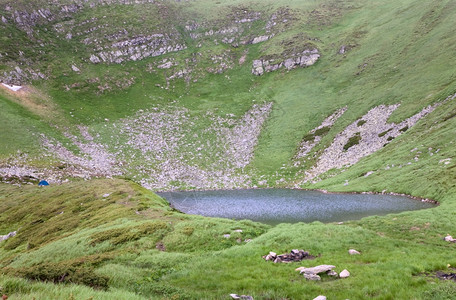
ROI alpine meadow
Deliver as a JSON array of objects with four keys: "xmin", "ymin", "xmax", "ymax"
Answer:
[{"xmin": 1, "ymin": 0, "xmax": 456, "ymax": 299}]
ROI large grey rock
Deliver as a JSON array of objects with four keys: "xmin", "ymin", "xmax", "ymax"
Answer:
[
  {"xmin": 304, "ymin": 273, "xmax": 321, "ymax": 281},
  {"xmin": 252, "ymin": 49, "xmax": 319, "ymax": 75},
  {"xmin": 252, "ymin": 60, "xmax": 264, "ymax": 76},
  {"xmin": 297, "ymin": 265, "xmax": 336, "ymax": 275},
  {"xmin": 284, "ymin": 58, "xmax": 295, "ymax": 70},
  {"xmin": 300, "ymin": 54, "xmax": 320, "ymax": 66}
]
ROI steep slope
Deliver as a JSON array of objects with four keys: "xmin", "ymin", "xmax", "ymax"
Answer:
[
  {"xmin": 1, "ymin": 0, "xmax": 455, "ymax": 190},
  {"xmin": 1, "ymin": 0, "xmax": 456, "ymax": 298}
]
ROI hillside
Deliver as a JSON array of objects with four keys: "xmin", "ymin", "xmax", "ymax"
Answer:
[{"xmin": 1, "ymin": 0, "xmax": 456, "ymax": 299}]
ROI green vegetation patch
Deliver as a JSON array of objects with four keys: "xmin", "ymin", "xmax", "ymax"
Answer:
[
  {"xmin": 357, "ymin": 119, "xmax": 367, "ymax": 126},
  {"xmin": 89, "ymin": 221, "xmax": 170, "ymax": 246},
  {"xmin": 5, "ymin": 253, "xmax": 113, "ymax": 290},
  {"xmin": 378, "ymin": 128, "xmax": 393, "ymax": 137},
  {"xmin": 343, "ymin": 132, "xmax": 361, "ymax": 151},
  {"xmin": 302, "ymin": 126, "xmax": 331, "ymax": 142}
]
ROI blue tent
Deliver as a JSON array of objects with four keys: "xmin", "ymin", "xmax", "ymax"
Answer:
[{"xmin": 38, "ymin": 180, "xmax": 49, "ymax": 187}]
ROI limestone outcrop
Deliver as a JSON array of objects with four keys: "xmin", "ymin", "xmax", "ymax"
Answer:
[{"xmin": 252, "ymin": 49, "xmax": 320, "ymax": 76}]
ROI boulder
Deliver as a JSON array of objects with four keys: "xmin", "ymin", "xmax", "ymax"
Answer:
[
  {"xmin": 297, "ymin": 265, "xmax": 336, "ymax": 275},
  {"xmin": 339, "ymin": 269, "xmax": 350, "ymax": 278},
  {"xmin": 284, "ymin": 58, "xmax": 295, "ymax": 70},
  {"xmin": 300, "ymin": 54, "xmax": 320, "ymax": 66},
  {"xmin": 313, "ymin": 296, "xmax": 327, "ymax": 300},
  {"xmin": 252, "ymin": 60, "xmax": 264, "ymax": 76},
  {"xmin": 304, "ymin": 273, "xmax": 321, "ymax": 281}
]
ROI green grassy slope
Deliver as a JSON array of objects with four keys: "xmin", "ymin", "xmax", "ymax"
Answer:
[
  {"xmin": 1, "ymin": 179, "xmax": 456, "ymax": 299},
  {"xmin": 252, "ymin": 0, "xmax": 456, "ymax": 173},
  {"xmin": 1, "ymin": 0, "xmax": 456, "ymax": 298}
]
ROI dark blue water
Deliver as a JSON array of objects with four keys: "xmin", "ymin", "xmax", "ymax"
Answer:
[{"xmin": 157, "ymin": 189, "xmax": 434, "ymax": 225}]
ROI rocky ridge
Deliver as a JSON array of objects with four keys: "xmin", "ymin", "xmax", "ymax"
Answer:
[{"xmin": 0, "ymin": 1, "xmax": 307, "ymax": 85}]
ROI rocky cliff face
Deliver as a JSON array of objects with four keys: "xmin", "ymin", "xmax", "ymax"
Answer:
[
  {"xmin": 0, "ymin": 1, "xmax": 317, "ymax": 85},
  {"xmin": 252, "ymin": 49, "xmax": 320, "ymax": 76}
]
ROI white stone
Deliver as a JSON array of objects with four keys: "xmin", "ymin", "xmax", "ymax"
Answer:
[
  {"xmin": 339, "ymin": 269, "xmax": 350, "ymax": 278},
  {"xmin": 348, "ymin": 249, "xmax": 361, "ymax": 255},
  {"xmin": 71, "ymin": 65, "xmax": 80, "ymax": 72},
  {"xmin": 313, "ymin": 296, "xmax": 327, "ymax": 300}
]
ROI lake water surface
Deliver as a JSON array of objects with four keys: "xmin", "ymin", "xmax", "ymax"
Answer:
[{"xmin": 157, "ymin": 189, "xmax": 434, "ymax": 225}]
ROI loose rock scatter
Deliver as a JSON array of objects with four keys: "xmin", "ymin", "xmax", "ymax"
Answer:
[
  {"xmin": 296, "ymin": 265, "xmax": 337, "ymax": 281},
  {"xmin": 436, "ymin": 271, "xmax": 456, "ymax": 281},
  {"xmin": 263, "ymin": 249, "xmax": 316, "ymax": 263}
]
